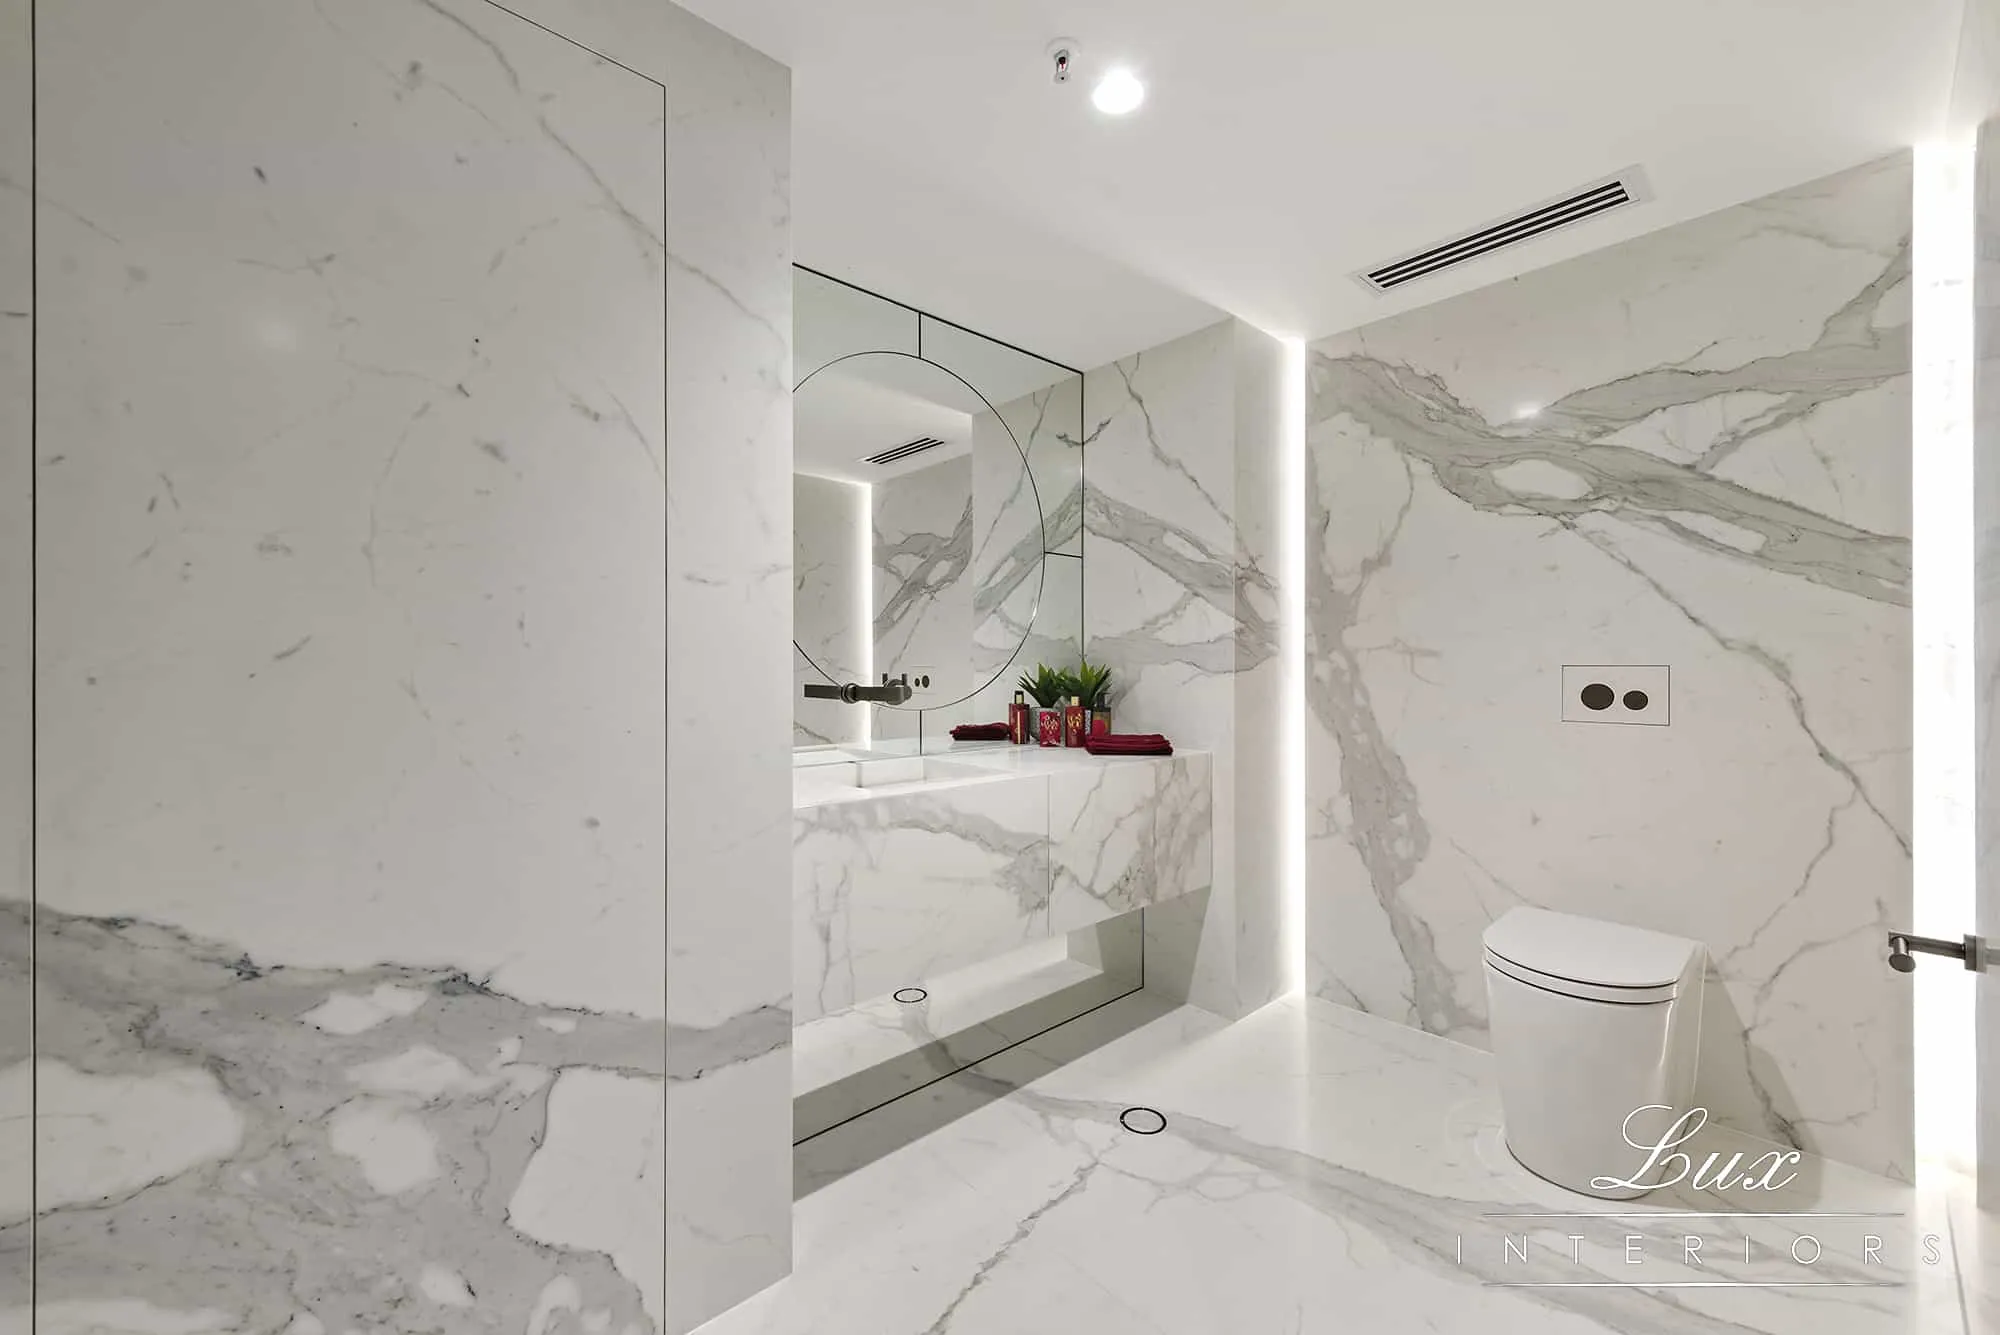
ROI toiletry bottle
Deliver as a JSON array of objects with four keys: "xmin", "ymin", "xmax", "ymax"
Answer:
[
  {"xmin": 1009, "ymin": 690, "xmax": 1030, "ymax": 745},
  {"xmin": 1037, "ymin": 703, "xmax": 1063, "ymax": 747},
  {"xmin": 1063, "ymin": 694, "xmax": 1086, "ymax": 748}
]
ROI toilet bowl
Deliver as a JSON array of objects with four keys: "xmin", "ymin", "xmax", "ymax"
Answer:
[{"xmin": 1482, "ymin": 907, "xmax": 1704, "ymax": 1199}]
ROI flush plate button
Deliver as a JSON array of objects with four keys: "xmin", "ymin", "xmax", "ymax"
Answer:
[{"xmin": 1561, "ymin": 665, "xmax": 1669, "ymax": 725}]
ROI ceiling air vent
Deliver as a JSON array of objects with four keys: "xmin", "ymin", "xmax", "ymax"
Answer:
[
  {"xmin": 864, "ymin": 436, "xmax": 947, "ymax": 467},
  {"xmin": 1356, "ymin": 169, "xmax": 1647, "ymax": 293}
]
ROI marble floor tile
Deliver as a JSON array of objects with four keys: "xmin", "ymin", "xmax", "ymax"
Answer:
[{"xmin": 698, "ymin": 995, "xmax": 1987, "ymax": 1335}]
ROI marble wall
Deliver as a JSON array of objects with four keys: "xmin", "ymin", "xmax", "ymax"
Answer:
[
  {"xmin": 794, "ymin": 474, "xmax": 865, "ymax": 746},
  {"xmin": 0, "ymin": 0, "xmax": 26, "ymax": 1290},
  {"xmin": 872, "ymin": 377, "xmax": 1086, "ymax": 743},
  {"xmin": 1304, "ymin": 155, "xmax": 1915, "ymax": 1178},
  {"xmin": 13, "ymin": 1, "xmax": 791, "ymax": 1333},
  {"xmin": 923, "ymin": 377, "xmax": 1086, "ymax": 739},
  {"xmin": 1975, "ymin": 93, "xmax": 2000, "ymax": 1219},
  {"xmin": 971, "ymin": 379, "xmax": 1078, "ymax": 668},
  {"xmin": 1962, "ymin": 0, "xmax": 2000, "ymax": 1213},
  {"xmin": 873, "ymin": 455, "xmax": 973, "ymax": 720},
  {"xmin": 1082, "ymin": 318, "xmax": 1292, "ymax": 1018}
]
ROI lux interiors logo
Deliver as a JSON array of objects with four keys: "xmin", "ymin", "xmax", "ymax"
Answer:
[{"xmin": 1457, "ymin": 1108, "xmax": 1945, "ymax": 1290}]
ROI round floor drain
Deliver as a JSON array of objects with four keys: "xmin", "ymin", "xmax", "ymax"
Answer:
[
  {"xmin": 1118, "ymin": 1106, "xmax": 1166, "ymax": 1135},
  {"xmin": 892, "ymin": 987, "xmax": 928, "ymax": 1004}
]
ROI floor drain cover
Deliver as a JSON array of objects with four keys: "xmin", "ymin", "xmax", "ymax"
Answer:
[
  {"xmin": 892, "ymin": 987, "xmax": 928, "ymax": 1004},
  {"xmin": 1118, "ymin": 1106, "xmax": 1166, "ymax": 1135}
]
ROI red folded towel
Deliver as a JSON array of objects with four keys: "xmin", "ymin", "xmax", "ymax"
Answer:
[
  {"xmin": 1084, "ymin": 732, "xmax": 1173, "ymax": 756},
  {"xmin": 950, "ymin": 722, "xmax": 1011, "ymax": 741}
]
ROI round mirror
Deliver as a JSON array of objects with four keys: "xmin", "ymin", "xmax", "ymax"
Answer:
[{"xmin": 793, "ymin": 351, "xmax": 1046, "ymax": 724}]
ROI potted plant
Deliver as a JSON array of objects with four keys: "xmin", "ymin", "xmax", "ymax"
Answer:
[
  {"xmin": 1073, "ymin": 659, "xmax": 1113, "ymax": 735},
  {"xmin": 1018, "ymin": 663, "xmax": 1073, "ymax": 747}
]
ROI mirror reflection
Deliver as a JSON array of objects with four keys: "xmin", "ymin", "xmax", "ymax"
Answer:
[{"xmin": 793, "ymin": 269, "xmax": 1083, "ymax": 759}]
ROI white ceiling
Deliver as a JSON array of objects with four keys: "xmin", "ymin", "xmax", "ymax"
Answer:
[
  {"xmin": 681, "ymin": 0, "xmax": 1967, "ymax": 369},
  {"xmin": 795, "ymin": 358, "xmax": 973, "ymax": 484}
]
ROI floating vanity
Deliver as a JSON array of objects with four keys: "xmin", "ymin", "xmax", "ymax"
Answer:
[{"xmin": 792, "ymin": 746, "xmax": 1213, "ymax": 1025}]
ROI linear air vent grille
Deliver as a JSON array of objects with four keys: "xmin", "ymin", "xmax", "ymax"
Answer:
[
  {"xmin": 864, "ymin": 436, "xmax": 947, "ymax": 467},
  {"xmin": 1357, "ymin": 171, "xmax": 1646, "ymax": 293}
]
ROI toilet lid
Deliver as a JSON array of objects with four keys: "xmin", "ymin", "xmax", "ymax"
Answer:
[{"xmin": 1482, "ymin": 907, "xmax": 1701, "ymax": 991}]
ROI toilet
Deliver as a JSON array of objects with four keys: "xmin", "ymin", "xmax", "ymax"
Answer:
[{"xmin": 1482, "ymin": 907, "xmax": 1705, "ymax": 1199}]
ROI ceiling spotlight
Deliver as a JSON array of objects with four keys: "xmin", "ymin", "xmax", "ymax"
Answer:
[{"xmin": 1091, "ymin": 67, "xmax": 1145, "ymax": 115}]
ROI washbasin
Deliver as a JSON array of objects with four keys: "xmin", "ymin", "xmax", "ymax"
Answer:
[
  {"xmin": 791, "ymin": 756, "xmax": 1003, "ymax": 807},
  {"xmin": 854, "ymin": 757, "xmax": 992, "ymax": 787}
]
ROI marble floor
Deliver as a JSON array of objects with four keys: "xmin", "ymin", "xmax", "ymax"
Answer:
[{"xmin": 701, "ymin": 993, "xmax": 1997, "ymax": 1335}]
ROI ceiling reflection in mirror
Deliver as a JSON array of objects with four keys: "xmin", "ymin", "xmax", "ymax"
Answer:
[{"xmin": 793, "ymin": 268, "xmax": 1083, "ymax": 759}]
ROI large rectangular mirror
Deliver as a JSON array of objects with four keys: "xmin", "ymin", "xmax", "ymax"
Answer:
[{"xmin": 792, "ymin": 268, "xmax": 1083, "ymax": 760}]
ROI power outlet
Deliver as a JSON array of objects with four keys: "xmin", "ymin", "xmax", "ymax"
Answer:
[{"xmin": 1561, "ymin": 665, "xmax": 1669, "ymax": 726}]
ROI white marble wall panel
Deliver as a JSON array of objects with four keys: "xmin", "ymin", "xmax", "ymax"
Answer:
[
  {"xmin": 501, "ymin": 0, "xmax": 794, "ymax": 1320},
  {"xmin": 22, "ymin": 2, "xmax": 794, "ymax": 1333},
  {"xmin": 969, "ymin": 395, "xmax": 1051, "ymax": 695},
  {"xmin": 1976, "ymin": 110, "xmax": 2000, "ymax": 1209},
  {"xmin": 0, "ymin": 0, "xmax": 28, "ymax": 1285},
  {"xmin": 29, "ymin": 904, "xmax": 668, "ymax": 1334},
  {"xmin": 794, "ymin": 474, "xmax": 865, "ymax": 746},
  {"xmin": 1082, "ymin": 319, "xmax": 1291, "ymax": 1018},
  {"xmin": 794, "ymin": 779, "xmax": 1050, "ymax": 1023},
  {"xmin": 31, "ymin": 2, "xmax": 667, "ymax": 1324},
  {"xmin": 872, "ymin": 455, "xmax": 972, "ymax": 740},
  {"xmin": 1035, "ymin": 376, "xmax": 1087, "ymax": 557},
  {"xmin": 1048, "ymin": 753, "xmax": 1213, "ymax": 934},
  {"xmin": 937, "ymin": 379, "xmax": 1084, "ymax": 740},
  {"xmin": 490, "ymin": 1, "xmax": 794, "ymax": 1318},
  {"xmin": 1304, "ymin": 155, "xmax": 1914, "ymax": 1178}
]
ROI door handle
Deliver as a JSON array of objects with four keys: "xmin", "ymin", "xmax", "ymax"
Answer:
[{"xmin": 1885, "ymin": 931, "xmax": 1988, "ymax": 973}]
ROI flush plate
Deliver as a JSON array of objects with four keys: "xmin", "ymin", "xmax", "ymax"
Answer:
[{"xmin": 1561, "ymin": 665, "xmax": 1669, "ymax": 726}]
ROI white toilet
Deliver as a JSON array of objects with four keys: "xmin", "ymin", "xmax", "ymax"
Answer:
[{"xmin": 1482, "ymin": 907, "xmax": 1705, "ymax": 1199}]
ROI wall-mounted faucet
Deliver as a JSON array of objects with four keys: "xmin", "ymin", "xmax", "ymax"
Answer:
[{"xmin": 804, "ymin": 673, "xmax": 912, "ymax": 706}]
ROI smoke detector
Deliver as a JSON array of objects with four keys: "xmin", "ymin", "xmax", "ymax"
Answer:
[{"xmin": 1047, "ymin": 38, "xmax": 1077, "ymax": 84}]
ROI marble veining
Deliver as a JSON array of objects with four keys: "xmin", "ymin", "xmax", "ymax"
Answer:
[
  {"xmin": 1048, "ymin": 764, "xmax": 1159, "ymax": 932},
  {"xmin": 794, "ymin": 780, "xmax": 1052, "ymax": 1023},
  {"xmin": 703, "ymin": 993, "xmax": 1979, "ymax": 1335},
  {"xmin": 872, "ymin": 457, "xmax": 974, "ymax": 739},
  {"xmin": 1049, "ymin": 754, "xmax": 1213, "ymax": 934},
  {"xmin": 875, "ymin": 460, "xmax": 975, "ymax": 675},
  {"xmin": 12, "ymin": 902, "xmax": 663, "ymax": 1331},
  {"xmin": 793, "ymin": 752, "xmax": 1211, "ymax": 1025},
  {"xmin": 23, "ymin": 0, "xmax": 795, "ymax": 1330},
  {"xmin": 1082, "ymin": 318, "xmax": 1290, "ymax": 1018},
  {"xmin": 1304, "ymin": 153, "xmax": 1914, "ymax": 1179}
]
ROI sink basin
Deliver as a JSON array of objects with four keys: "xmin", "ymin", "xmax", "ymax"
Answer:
[
  {"xmin": 853, "ymin": 757, "xmax": 990, "ymax": 787},
  {"xmin": 791, "ymin": 756, "xmax": 1004, "ymax": 807}
]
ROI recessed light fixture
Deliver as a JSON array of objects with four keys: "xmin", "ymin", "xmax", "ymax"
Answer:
[{"xmin": 1091, "ymin": 67, "xmax": 1145, "ymax": 115}]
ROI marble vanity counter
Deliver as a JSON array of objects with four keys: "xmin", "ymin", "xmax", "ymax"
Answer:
[
  {"xmin": 926, "ymin": 742, "xmax": 1181, "ymax": 775},
  {"xmin": 792, "ymin": 747, "xmax": 1211, "ymax": 1024}
]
